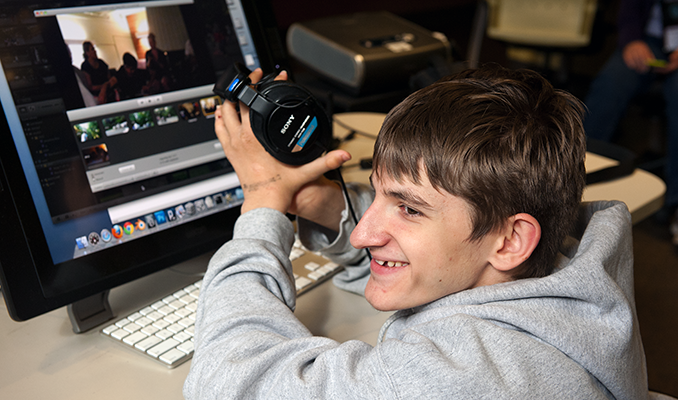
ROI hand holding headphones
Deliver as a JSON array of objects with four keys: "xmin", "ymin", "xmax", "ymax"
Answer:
[
  {"xmin": 214, "ymin": 62, "xmax": 333, "ymax": 165},
  {"xmin": 213, "ymin": 66, "xmax": 350, "ymax": 219}
]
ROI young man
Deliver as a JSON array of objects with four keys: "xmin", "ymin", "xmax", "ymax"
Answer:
[{"xmin": 184, "ymin": 65, "xmax": 649, "ymax": 399}]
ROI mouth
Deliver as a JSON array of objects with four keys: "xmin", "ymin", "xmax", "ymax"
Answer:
[{"xmin": 374, "ymin": 259, "xmax": 409, "ymax": 268}]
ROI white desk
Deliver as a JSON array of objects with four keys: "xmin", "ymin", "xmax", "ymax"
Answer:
[{"xmin": 0, "ymin": 112, "xmax": 665, "ymax": 399}]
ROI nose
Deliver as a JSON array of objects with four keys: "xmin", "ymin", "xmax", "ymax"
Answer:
[{"xmin": 350, "ymin": 202, "xmax": 388, "ymax": 250}]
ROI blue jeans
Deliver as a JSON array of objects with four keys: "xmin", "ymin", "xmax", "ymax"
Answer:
[{"xmin": 584, "ymin": 37, "xmax": 678, "ymax": 208}]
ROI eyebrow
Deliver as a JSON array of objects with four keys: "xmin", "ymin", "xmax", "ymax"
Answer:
[{"xmin": 370, "ymin": 174, "xmax": 434, "ymax": 211}]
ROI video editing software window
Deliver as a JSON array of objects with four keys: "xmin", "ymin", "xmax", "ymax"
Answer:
[{"xmin": 0, "ymin": 0, "xmax": 259, "ymax": 266}]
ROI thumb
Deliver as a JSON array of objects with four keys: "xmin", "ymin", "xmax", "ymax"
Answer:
[
  {"xmin": 301, "ymin": 149, "xmax": 351, "ymax": 178},
  {"xmin": 323, "ymin": 149, "xmax": 352, "ymax": 171}
]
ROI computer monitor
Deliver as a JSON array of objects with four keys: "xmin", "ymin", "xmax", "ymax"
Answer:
[{"xmin": 0, "ymin": 0, "xmax": 286, "ymax": 331}]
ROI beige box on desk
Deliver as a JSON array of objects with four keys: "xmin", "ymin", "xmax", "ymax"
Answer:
[{"xmin": 286, "ymin": 11, "xmax": 452, "ymax": 95}]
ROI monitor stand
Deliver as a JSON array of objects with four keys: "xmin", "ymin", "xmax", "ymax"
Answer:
[{"xmin": 67, "ymin": 290, "xmax": 115, "ymax": 334}]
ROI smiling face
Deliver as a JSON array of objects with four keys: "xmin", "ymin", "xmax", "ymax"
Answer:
[{"xmin": 350, "ymin": 170, "xmax": 507, "ymax": 311}]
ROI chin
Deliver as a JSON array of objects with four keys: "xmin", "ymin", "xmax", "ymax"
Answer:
[
  {"xmin": 366, "ymin": 299, "xmax": 397, "ymax": 312},
  {"xmin": 364, "ymin": 284, "xmax": 400, "ymax": 312}
]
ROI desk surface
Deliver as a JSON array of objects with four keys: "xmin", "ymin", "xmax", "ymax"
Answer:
[{"xmin": 0, "ymin": 112, "xmax": 666, "ymax": 399}]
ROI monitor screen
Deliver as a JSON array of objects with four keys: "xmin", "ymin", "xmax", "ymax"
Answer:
[{"xmin": 0, "ymin": 0, "xmax": 285, "ymax": 323}]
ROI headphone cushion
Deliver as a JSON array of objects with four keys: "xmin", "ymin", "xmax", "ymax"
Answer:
[{"xmin": 249, "ymin": 81, "xmax": 332, "ymax": 165}]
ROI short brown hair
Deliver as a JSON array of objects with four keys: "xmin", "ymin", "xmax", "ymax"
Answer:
[{"xmin": 373, "ymin": 64, "xmax": 586, "ymax": 279}]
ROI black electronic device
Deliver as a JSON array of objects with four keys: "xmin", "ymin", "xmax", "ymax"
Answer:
[
  {"xmin": 0, "ymin": 0, "xmax": 285, "ymax": 331},
  {"xmin": 214, "ymin": 63, "xmax": 332, "ymax": 165}
]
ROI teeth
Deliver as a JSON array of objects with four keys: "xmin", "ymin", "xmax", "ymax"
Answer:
[{"xmin": 374, "ymin": 259, "xmax": 407, "ymax": 267}]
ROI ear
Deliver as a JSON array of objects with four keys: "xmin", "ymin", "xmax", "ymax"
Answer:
[{"xmin": 488, "ymin": 213, "xmax": 541, "ymax": 272}]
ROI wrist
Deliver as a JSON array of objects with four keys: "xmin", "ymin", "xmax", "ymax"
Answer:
[
  {"xmin": 292, "ymin": 181, "xmax": 345, "ymax": 231},
  {"xmin": 240, "ymin": 192, "xmax": 291, "ymax": 215}
]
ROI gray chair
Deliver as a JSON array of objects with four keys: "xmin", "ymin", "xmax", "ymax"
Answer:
[{"xmin": 467, "ymin": 0, "xmax": 598, "ymax": 76}]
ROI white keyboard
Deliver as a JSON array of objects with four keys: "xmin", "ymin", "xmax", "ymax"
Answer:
[{"xmin": 101, "ymin": 240, "xmax": 343, "ymax": 368}]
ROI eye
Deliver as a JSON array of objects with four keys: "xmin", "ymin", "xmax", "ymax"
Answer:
[{"xmin": 400, "ymin": 204, "xmax": 422, "ymax": 217}]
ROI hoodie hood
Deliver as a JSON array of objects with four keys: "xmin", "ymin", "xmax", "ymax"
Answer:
[{"xmin": 379, "ymin": 201, "xmax": 648, "ymax": 399}]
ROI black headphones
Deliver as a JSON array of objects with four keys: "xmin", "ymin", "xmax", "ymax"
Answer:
[{"xmin": 213, "ymin": 63, "xmax": 332, "ymax": 165}]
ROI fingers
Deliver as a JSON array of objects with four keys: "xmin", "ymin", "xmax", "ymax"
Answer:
[
  {"xmin": 248, "ymin": 68, "xmax": 264, "ymax": 84},
  {"xmin": 274, "ymin": 70, "xmax": 288, "ymax": 82}
]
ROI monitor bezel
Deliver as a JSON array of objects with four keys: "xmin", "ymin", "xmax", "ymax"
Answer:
[{"xmin": 0, "ymin": 0, "xmax": 285, "ymax": 322}]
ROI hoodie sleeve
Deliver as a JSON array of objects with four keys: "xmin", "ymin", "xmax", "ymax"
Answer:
[
  {"xmin": 183, "ymin": 207, "xmax": 394, "ymax": 400},
  {"xmin": 297, "ymin": 182, "xmax": 374, "ymax": 295}
]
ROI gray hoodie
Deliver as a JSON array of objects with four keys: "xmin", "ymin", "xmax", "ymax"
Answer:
[{"xmin": 184, "ymin": 184, "xmax": 648, "ymax": 399}]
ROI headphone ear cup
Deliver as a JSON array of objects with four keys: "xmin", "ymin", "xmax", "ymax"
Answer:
[{"xmin": 249, "ymin": 81, "xmax": 332, "ymax": 165}]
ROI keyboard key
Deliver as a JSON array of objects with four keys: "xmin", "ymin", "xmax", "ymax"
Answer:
[
  {"xmin": 135, "ymin": 335, "xmax": 162, "ymax": 352},
  {"xmin": 160, "ymin": 348, "xmax": 186, "ymax": 365},
  {"xmin": 151, "ymin": 300, "xmax": 166, "ymax": 310},
  {"xmin": 127, "ymin": 312, "xmax": 142, "ymax": 321},
  {"xmin": 115, "ymin": 319, "xmax": 131, "ymax": 328},
  {"xmin": 178, "ymin": 317, "xmax": 194, "ymax": 328},
  {"xmin": 168, "ymin": 300, "xmax": 184, "ymax": 310},
  {"xmin": 102, "ymin": 324, "xmax": 118, "ymax": 335},
  {"xmin": 290, "ymin": 248, "xmax": 305, "ymax": 260},
  {"xmin": 167, "ymin": 323, "xmax": 184, "ymax": 334},
  {"xmin": 175, "ymin": 308, "xmax": 192, "ymax": 318},
  {"xmin": 155, "ymin": 329, "xmax": 174, "ymax": 341},
  {"xmin": 146, "ymin": 311, "xmax": 164, "ymax": 321},
  {"xmin": 147, "ymin": 338, "xmax": 179, "ymax": 358},
  {"xmin": 323, "ymin": 261, "xmax": 341, "ymax": 271},
  {"xmin": 307, "ymin": 272, "xmax": 321, "ymax": 281},
  {"xmin": 295, "ymin": 276, "xmax": 312, "ymax": 290},
  {"xmin": 158, "ymin": 305, "xmax": 174, "ymax": 316},
  {"xmin": 318, "ymin": 265, "xmax": 335, "ymax": 275},
  {"xmin": 135, "ymin": 317, "xmax": 152, "ymax": 327},
  {"xmin": 123, "ymin": 331, "xmax": 148, "ymax": 346},
  {"xmin": 153, "ymin": 320, "xmax": 170, "ymax": 330},
  {"xmin": 304, "ymin": 262, "xmax": 321, "ymax": 271},
  {"xmin": 139, "ymin": 306, "xmax": 154, "ymax": 315},
  {"xmin": 141, "ymin": 325, "xmax": 160, "ymax": 336},
  {"xmin": 177, "ymin": 340, "xmax": 194, "ymax": 354},
  {"xmin": 111, "ymin": 328, "xmax": 130, "ymax": 340},
  {"xmin": 164, "ymin": 313, "xmax": 181, "ymax": 324},
  {"xmin": 123, "ymin": 322, "xmax": 142, "ymax": 333},
  {"xmin": 173, "ymin": 331, "xmax": 192, "ymax": 343}
]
